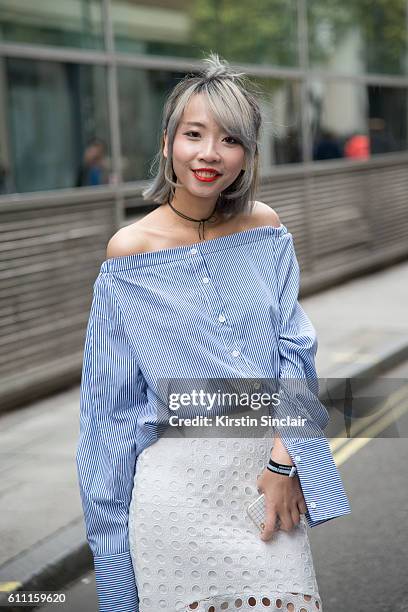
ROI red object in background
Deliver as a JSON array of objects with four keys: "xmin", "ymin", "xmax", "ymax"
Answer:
[{"xmin": 344, "ymin": 134, "xmax": 371, "ymax": 159}]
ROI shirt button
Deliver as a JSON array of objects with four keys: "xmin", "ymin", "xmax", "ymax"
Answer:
[
  {"xmin": 295, "ymin": 455, "xmax": 301, "ymax": 462},
  {"xmin": 202, "ymin": 277, "xmax": 210, "ymax": 283},
  {"xmin": 253, "ymin": 382, "xmax": 261, "ymax": 390},
  {"xmin": 231, "ymin": 349, "xmax": 240, "ymax": 357},
  {"xmin": 218, "ymin": 314, "xmax": 226, "ymax": 322},
  {"xmin": 190, "ymin": 248, "xmax": 197, "ymax": 254},
  {"xmin": 309, "ymin": 502, "xmax": 317, "ymax": 509}
]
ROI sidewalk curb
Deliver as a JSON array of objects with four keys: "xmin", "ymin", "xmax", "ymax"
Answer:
[
  {"xmin": 323, "ymin": 335, "xmax": 408, "ymax": 398},
  {"xmin": 1, "ymin": 337, "xmax": 408, "ymax": 610},
  {"xmin": 0, "ymin": 519, "xmax": 92, "ymax": 612}
]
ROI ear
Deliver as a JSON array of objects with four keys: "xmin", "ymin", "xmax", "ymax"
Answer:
[{"xmin": 162, "ymin": 129, "xmax": 168, "ymax": 159}]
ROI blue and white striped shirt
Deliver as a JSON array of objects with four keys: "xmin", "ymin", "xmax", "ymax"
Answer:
[{"xmin": 76, "ymin": 223, "xmax": 351, "ymax": 612}]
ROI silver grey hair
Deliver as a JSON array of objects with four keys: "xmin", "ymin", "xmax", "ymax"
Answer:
[{"xmin": 142, "ymin": 52, "xmax": 263, "ymax": 220}]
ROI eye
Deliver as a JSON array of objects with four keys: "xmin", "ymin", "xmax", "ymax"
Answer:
[
  {"xmin": 184, "ymin": 131, "xmax": 240, "ymax": 145},
  {"xmin": 224, "ymin": 136, "xmax": 240, "ymax": 145}
]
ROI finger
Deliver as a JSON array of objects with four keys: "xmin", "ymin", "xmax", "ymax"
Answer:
[
  {"xmin": 298, "ymin": 500, "xmax": 307, "ymax": 515},
  {"xmin": 290, "ymin": 507, "xmax": 301, "ymax": 527},
  {"xmin": 278, "ymin": 511, "xmax": 294, "ymax": 533},
  {"xmin": 260, "ymin": 510, "xmax": 279, "ymax": 541}
]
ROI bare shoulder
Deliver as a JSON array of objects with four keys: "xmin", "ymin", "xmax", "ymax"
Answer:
[
  {"xmin": 250, "ymin": 201, "xmax": 281, "ymax": 228},
  {"xmin": 106, "ymin": 220, "xmax": 149, "ymax": 259}
]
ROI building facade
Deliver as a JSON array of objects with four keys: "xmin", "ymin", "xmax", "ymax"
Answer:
[{"xmin": 0, "ymin": 0, "xmax": 407, "ymax": 201}]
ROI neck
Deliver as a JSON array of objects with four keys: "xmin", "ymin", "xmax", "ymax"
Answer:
[{"xmin": 165, "ymin": 192, "xmax": 222, "ymax": 228}]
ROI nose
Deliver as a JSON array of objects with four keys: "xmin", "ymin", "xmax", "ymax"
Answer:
[{"xmin": 198, "ymin": 138, "xmax": 222, "ymax": 162}]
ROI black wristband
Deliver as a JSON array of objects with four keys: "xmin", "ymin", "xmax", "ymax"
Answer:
[
  {"xmin": 269, "ymin": 458, "xmax": 293, "ymax": 470},
  {"xmin": 267, "ymin": 458, "xmax": 297, "ymax": 478}
]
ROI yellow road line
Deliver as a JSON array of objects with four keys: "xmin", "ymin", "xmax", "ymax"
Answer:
[
  {"xmin": 333, "ymin": 395, "xmax": 408, "ymax": 466},
  {"xmin": 0, "ymin": 581, "xmax": 22, "ymax": 592},
  {"xmin": 330, "ymin": 382, "xmax": 408, "ymax": 453}
]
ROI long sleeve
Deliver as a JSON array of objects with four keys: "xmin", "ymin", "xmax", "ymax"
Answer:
[
  {"xmin": 272, "ymin": 232, "xmax": 351, "ymax": 527},
  {"xmin": 76, "ymin": 272, "xmax": 147, "ymax": 611}
]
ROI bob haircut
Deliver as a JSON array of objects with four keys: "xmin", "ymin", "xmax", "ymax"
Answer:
[{"xmin": 142, "ymin": 52, "xmax": 263, "ymax": 220}]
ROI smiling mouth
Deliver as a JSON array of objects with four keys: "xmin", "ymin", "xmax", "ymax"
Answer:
[{"xmin": 192, "ymin": 170, "xmax": 221, "ymax": 182}]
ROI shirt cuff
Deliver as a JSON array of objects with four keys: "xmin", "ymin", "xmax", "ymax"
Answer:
[
  {"xmin": 284, "ymin": 436, "xmax": 352, "ymax": 527},
  {"xmin": 93, "ymin": 551, "xmax": 138, "ymax": 612}
]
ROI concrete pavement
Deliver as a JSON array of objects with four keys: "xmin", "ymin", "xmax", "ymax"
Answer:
[{"xmin": 1, "ymin": 259, "xmax": 408, "ymax": 610}]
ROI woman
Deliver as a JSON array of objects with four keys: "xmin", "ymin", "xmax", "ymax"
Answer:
[{"xmin": 76, "ymin": 53, "xmax": 351, "ymax": 612}]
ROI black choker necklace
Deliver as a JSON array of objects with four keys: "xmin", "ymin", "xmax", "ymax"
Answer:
[{"xmin": 167, "ymin": 199, "xmax": 219, "ymax": 241}]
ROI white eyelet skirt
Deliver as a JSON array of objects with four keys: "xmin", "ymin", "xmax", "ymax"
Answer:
[{"xmin": 128, "ymin": 433, "xmax": 323, "ymax": 612}]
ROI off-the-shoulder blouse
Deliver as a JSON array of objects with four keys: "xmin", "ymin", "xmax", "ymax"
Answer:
[{"xmin": 76, "ymin": 223, "xmax": 351, "ymax": 612}]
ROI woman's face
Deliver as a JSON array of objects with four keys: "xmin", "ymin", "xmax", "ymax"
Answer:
[{"xmin": 163, "ymin": 93, "xmax": 245, "ymax": 202}]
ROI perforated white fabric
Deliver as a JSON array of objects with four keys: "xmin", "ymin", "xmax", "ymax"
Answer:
[
  {"xmin": 183, "ymin": 591, "xmax": 321, "ymax": 610},
  {"xmin": 128, "ymin": 436, "xmax": 323, "ymax": 611}
]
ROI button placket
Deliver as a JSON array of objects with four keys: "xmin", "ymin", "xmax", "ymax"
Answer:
[
  {"xmin": 188, "ymin": 250, "xmax": 265, "ymax": 379},
  {"xmin": 188, "ymin": 250, "xmax": 241, "ymax": 354}
]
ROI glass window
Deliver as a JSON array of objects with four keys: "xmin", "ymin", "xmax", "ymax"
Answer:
[
  {"xmin": 112, "ymin": 0, "xmax": 299, "ymax": 67},
  {"xmin": 5, "ymin": 59, "xmax": 111, "ymax": 193},
  {"xmin": 0, "ymin": 58, "xmax": 11, "ymax": 195},
  {"xmin": 0, "ymin": 0, "xmax": 104, "ymax": 49},
  {"xmin": 367, "ymin": 85, "xmax": 407, "ymax": 155},
  {"xmin": 117, "ymin": 67, "xmax": 182, "ymax": 183},
  {"xmin": 307, "ymin": 0, "xmax": 408, "ymax": 76},
  {"xmin": 117, "ymin": 68, "xmax": 303, "ymax": 185},
  {"xmin": 308, "ymin": 79, "xmax": 407, "ymax": 162},
  {"xmin": 251, "ymin": 76, "xmax": 303, "ymax": 166}
]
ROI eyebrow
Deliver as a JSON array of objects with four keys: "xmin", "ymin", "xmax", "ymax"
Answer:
[{"xmin": 182, "ymin": 121, "xmax": 208, "ymax": 128}]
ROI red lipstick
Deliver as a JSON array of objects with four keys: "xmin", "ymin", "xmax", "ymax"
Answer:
[{"xmin": 192, "ymin": 168, "xmax": 222, "ymax": 183}]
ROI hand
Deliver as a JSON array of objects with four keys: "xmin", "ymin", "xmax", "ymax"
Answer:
[{"xmin": 256, "ymin": 468, "xmax": 307, "ymax": 541}]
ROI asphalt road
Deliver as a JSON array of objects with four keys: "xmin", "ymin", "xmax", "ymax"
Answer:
[{"xmin": 40, "ymin": 362, "xmax": 408, "ymax": 612}]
